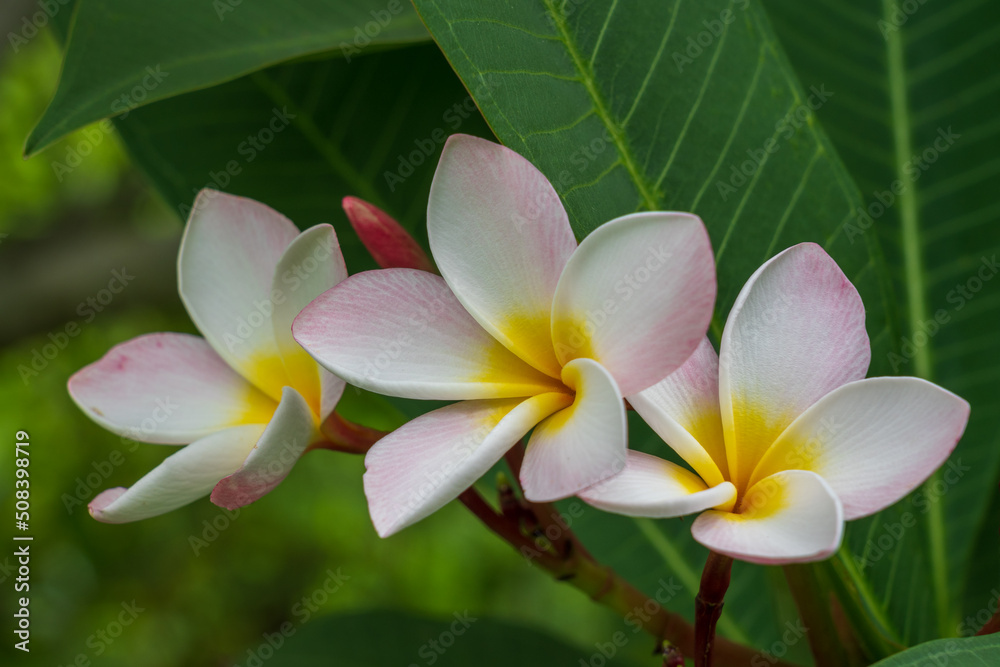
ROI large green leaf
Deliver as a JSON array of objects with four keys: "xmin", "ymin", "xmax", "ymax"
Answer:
[
  {"xmin": 26, "ymin": 0, "xmax": 431, "ymax": 154},
  {"xmin": 869, "ymin": 634, "xmax": 1000, "ymax": 667},
  {"xmin": 264, "ymin": 610, "xmax": 642, "ymax": 666},
  {"xmin": 411, "ymin": 0, "xmax": 895, "ymax": 656},
  {"xmin": 763, "ymin": 0, "xmax": 1000, "ymax": 644}
]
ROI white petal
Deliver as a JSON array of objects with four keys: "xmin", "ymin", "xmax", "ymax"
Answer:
[
  {"xmin": 551, "ymin": 212, "xmax": 716, "ymax": 396},
  {"xmin": 211, "ymin": 387, "xmax": 321, "ymax": 509},
  {"xmin": 88, "ymin": 425, "xmax": 265, "ymax": 523},
  {"xmin": 363, "ymin": 393, "xmax": 572, "ymax": 537},
  {"xmin": 691, "ymin": 470, "xmax": 844, "ymax": 565},
  {"xmin": 270, "ymin": 224, "xmax": 348, "ymax": 419},
  {"xmin": 719, "ymin": 243, "xmax": 870, "ymax": 490},
  {"xmin": 628, "ymin": 338, "xmax": 728, "ymax": 487},
  {"xmin": 520, "ymin": 358, "xmax": 627, "ymax": 502},
  {"xmin": 68, "ymin": 333, "xmax": 277, "ymax": 444},
  {"xmin": 579, "ymin": 450, "xmax": 736, "ymax": 518},
  {"xmin": 750, "ymin": 377, "xmax": 970, "ymax": 519},
  {"xmin": 428, "ymin": 134, "xmax": 577, "ymax": 377},
  {"xmin": 179, "ymin": 190, "xmax": 299, "ymax": 400},
  {"xmin": 293, "ymin": 269, "xmax": 563, "ymax": 400}
]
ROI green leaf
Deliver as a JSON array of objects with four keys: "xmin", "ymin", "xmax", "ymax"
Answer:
[
  {"xmin": 26, "ymin": 0, "xmax": 431, "ymax": 155},
  {"xmin": 411, "ymin": 0, "xmax": 894, "ymax": 655},
  {"xmin": 100, "ymin": 44, "xmax": 491, "ymax": 274},
  {"xmin": 263, "ymin": 610, "xmax": 642, "ymax": 666},
  {"xmin": 410, "ymin": 0, "xmax": 895, "ymax": 357},
  {"xmin": 868, "ymin": 634, "xmax": 1000, "ymax": 667},
  {"xmin": 763, "ymin": 0, "xmax": 1000, "ymax": 643}
]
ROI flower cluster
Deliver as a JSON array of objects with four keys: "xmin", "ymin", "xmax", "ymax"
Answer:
[{"xmin": 70, "ymin": 134, "xmax": 968, "ymax": 563}]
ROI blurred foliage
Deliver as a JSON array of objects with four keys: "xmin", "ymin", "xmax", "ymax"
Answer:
[{"xmin": 0, "ymin": 35, "xmax": 124, "ymax": 237}]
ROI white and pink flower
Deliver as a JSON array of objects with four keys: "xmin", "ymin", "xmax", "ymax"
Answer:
[
  {"xmin": 69, "ymin": 191, "xmax": 348, "ymax": 523},
  {"xmin": 293, "ymin": 134, "xmax": 718, "ymax": 537},
  {"xmin": 580, "ymin": 243, "xmax": 970, "ymax": 564}
]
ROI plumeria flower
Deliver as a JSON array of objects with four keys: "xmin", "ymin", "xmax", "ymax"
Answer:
[
  {"xmin": 69, "ymin": 190, "xmax": 348, "ymax": 523},
  {"xmin": 580, "ymin": 243, "xmax": 970, "ymax": 564},
  {"xmin": 293, "ymin": 134, "xmax": 717, "ymax": 537}
]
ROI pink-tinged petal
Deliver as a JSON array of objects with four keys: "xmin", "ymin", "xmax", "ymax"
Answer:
[
  {"xmin": 579, "ymin": 450, "xmax": 736, "ymax": 518},
  {"xmin": 271, "ymin": 224, "xmax": 348, "ymax": 419},
  {"xmin": 719, "ymin": 243, "xmax": 871, "ymax": 491},
  {"xmin": 520, "ymin": 358, "xmax": 627, "ymax": 502},
  {"xmin": 68, "ymin": 333, "xmax": 277, "ymax": 444},
  {"xmin": 179, "ymin": 190, "xmax": 299, "ymax": 400},
  {"xmin": 692, "ymin": 470, "xmax": 844, "ymax": 565},
  {"xmin": 211, "ymin": 387, "xmax": 320, "ymax": 510},
  {"xmin": 427, "ymin": 134, "xmax": 577, "ymax": 378},
  {"xmin": 364, "ymin": 393, "xmax": 572, "ymax": 537},
  {"xmin": 750, "ymin": 377, "xmax": 970, "ymax": 520},
  {"xmin": 343, "ymin": 196, "xmax": 435, "ymax": 272},
  {"xmin": 628, "ymin": 338, "xmax": 728, "ymax": 487},
  {"xmin": 294, "ymin": 269, "xmax": 563, "ymax": 400},
  {"xmin": 551, "ymin": 212, "xmax": 716, "ymax": 397},
  {"xmin": 88, "ymin": 424, "xmax": 265, "ymax": 523}
]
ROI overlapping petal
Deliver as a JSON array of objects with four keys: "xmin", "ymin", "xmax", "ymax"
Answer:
[
  {"xmin": 520, "ymin": 358, "xmax": 627, "ymax": 502},
  {"xmin": 88, "ymin": 424, "xmax": 265, "ymax": 523},
  {"xmin": 692, "ymin": 470, "xmax": 844, "ymax": 564},
  {"xmin": 271, "ymin": 224, "xmax": 348, "ymax": 418},
  {"xmin": 211, "ymin": 387, "xmax": 320, "ymax": 510},
  {"xmin": 719, "ymin": 243, "xmax": 870, "ymax": 490},
  {"xmin": 364, "ymin": 393, "xmax": 572, "ymax": 537},
  {"xmin": 551, "ymin": 212, "xmax": 716, "ymax": 396},
  {"xmin": 178, "ymin": 190, "xmax": 299, "ymax": 400},
  {"xmin": 750, "ymin": 377, "xmax": 970, "ymax": 520},
  {"xmin": 294, "ymin": 269, "xmax": 563, "ymax": 400},
  {"xmin": 428, "ymin": 134, "xmax": 577, "ymax": 378},
  {"xmin": 68, "ymin": 333, "xmax": 277, "ymax": 444},
  {"xmin": 579, "ymin": 450, "xmax": 736, "ymax": 518},
  {"xmin": 628, "ymin": 338, "xmax": 729, "ymax": 487}
]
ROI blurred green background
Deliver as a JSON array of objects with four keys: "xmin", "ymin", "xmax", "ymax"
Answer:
[{"xmin": 0, "ymin": 25, "xmax": 643, "ymax": 667}]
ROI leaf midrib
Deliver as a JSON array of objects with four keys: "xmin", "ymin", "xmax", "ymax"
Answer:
[
  {"xmin": 540, "ymin": 0, "xmax": 660, "ymax": 213},
  {"xmin": 880, "ymin": 0, "xmax": 951, "ymax": 637}
]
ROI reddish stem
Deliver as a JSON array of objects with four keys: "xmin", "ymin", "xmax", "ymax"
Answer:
[
  {"xmin": 311, "ymin": 411, "xmax": 386, "ymax": 454},
  {"xmin": 695, "ymin": 551, "xmax": 734, "ymax": 667}
]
